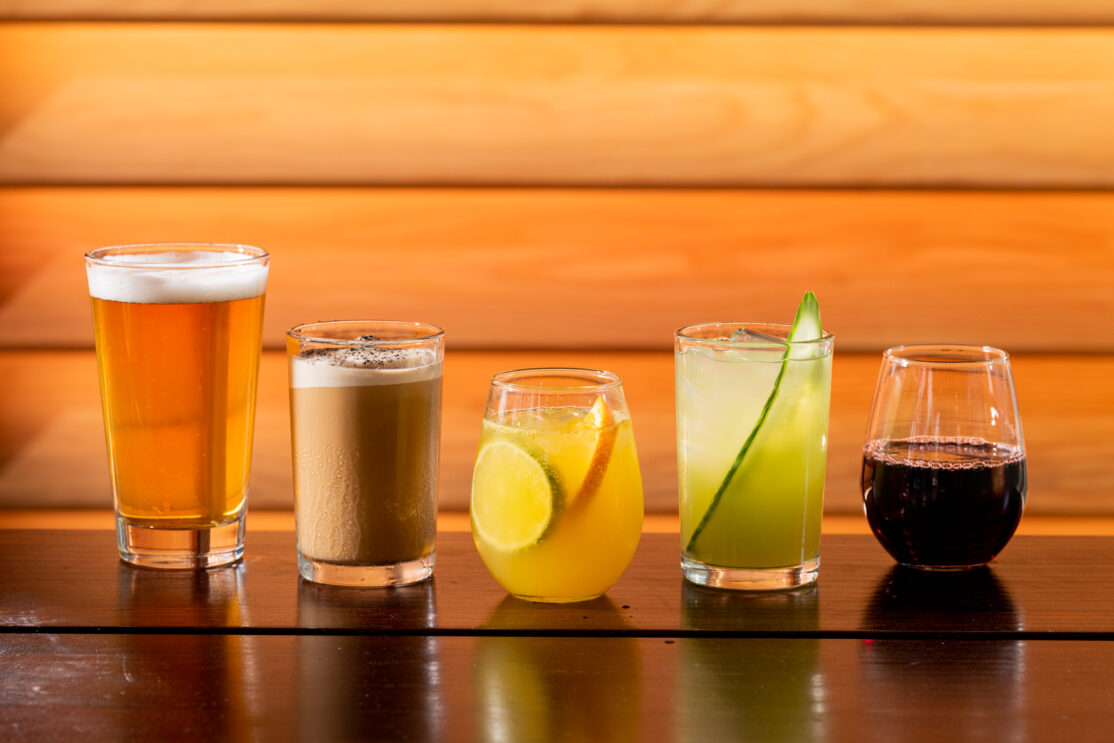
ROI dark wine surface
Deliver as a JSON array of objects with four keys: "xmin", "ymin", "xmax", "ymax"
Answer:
[{"xmin": 861, "ymin": 438, "xmax": 1026, "ymax": 568}]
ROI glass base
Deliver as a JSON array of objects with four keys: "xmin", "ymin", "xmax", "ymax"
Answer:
[
  {"xmin": 898, "ymin": 561, "xmax": 989, "ymax": 572},
  {"xmin": 116, "ymin": 513, "xmax": 245, "ymax": 569},
  {"xmin": 682, "ymin": 555, "xmax": 819, "ymax": 591},
  {"xmin": 509, "ymin": 593, "xmax": 604, "ymax": 604},
  {"xmin": 298, "ymin": 552, "xmax": 435, "ymax": 587}
]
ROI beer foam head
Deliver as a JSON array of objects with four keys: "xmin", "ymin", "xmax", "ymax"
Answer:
[
  {"xmin": 86, "ymin": 250, "xmax": 269, "ymax": 304},
  {"xmin": 291, "ymin": 346, "xmax": 442, "ymax": 388}
]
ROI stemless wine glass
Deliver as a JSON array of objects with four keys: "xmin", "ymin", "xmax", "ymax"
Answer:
[
  {"xmin": 861, "ymin": 345, "xmax": 1027, "ymax": 569},
  {"xmin": 470, "ymin": 368, "xmax": 644, "ymax": 602}
]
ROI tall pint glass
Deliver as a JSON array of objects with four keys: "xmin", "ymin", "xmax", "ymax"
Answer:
[{"xmin": 85, "ymin": 244, "xmax": 269, "ymax": 568}]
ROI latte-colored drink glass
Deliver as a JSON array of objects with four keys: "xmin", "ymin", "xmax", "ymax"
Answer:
[{"xmin": 287, "ymin": 321, "xmax": 444, "ymax": 586}]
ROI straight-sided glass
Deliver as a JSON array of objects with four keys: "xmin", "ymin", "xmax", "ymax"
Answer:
[
  {"xmin": 862, "ymin": 345, "xmax": 1026, "ymax": 569},
  {"xmin": 676, "ymin": 323, "xmax": 833, "ymax": 590},
  {"xmin": 86, "ymin": 243, "xmax": 269, "ymax": 569},
  {"xmin": 288, "ymin": 321, "xmax": 444, "ymax": 587}
]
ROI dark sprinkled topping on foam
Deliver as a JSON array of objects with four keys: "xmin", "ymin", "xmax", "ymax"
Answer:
[{"xmin": 298, "ymin": 345, "xmax": 431, "ymax": 369}]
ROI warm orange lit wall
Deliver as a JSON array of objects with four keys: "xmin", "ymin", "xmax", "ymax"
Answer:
[{"xmin": 0, "ymin": 3, "xmax": 1112, "ymax": 523}]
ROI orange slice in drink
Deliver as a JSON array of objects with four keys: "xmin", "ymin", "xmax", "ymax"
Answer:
[{"xmin": 566, "ymin": 396, "xmax": 618, "ymax": 509}]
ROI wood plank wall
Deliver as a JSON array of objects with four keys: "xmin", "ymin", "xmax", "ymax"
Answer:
[{"xmin": 1, "ymin": 5, "xmax": 1111, "ymax": 519}]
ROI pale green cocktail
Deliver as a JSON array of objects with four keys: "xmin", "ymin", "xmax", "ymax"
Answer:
[{"xmin": 675, "ymin": 294, "xmax": 833, "ymax": 590}]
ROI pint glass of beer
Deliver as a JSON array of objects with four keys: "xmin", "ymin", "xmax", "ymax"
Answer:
[{"xmin": 85, "ymin": 244, "xmax": 269, "ymax": 569}]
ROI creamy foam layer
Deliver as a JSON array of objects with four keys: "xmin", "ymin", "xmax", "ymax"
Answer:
[
  {"xmin": 291, "ymin": 347, "xmax": 442, "ymax": 388},
  {"xmin": 87, "ymin": 251, "xmax": 268, "ymax": 304}
]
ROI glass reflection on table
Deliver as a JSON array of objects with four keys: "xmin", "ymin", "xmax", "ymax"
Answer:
[
  {"xmin": 863, "ymin": 564, "xmax": 1024, "ymax": 631},
  {"xmin": 295, "ymin": 579, "xmax": 442, "ymax": 742},
  {"xmin": 472, "ymin": 596, "xmax": 642, "ymax": 742},
  {"xmin": 677, "ymin": 582, "xmax": 827, "ymax": 743},
  {"xmin": 859, "ymin": 567, "xmax": 1026, "ymax": 742},
  {"xmin": 118, "ymin": 564, "xmax": 259, "ymax": 742}
]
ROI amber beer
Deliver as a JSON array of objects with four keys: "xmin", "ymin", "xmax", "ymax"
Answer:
[{"xmin": 85, "ymin": 244, "xmax": 269, "ymax": 569}]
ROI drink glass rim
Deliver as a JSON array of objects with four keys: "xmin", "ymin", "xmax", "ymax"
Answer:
[
  {"xmin": 84, "ymin": 242, "xmax": 269, "ymax": 267},
  {"xmin": 287, "ymin": 319, "xmax": 444, "ymax": 345},
  {"xmin": 883, "ymin": 344, "xmax": 1010, "ymax": 368},
  {"xmin": 675, "ymin": 321, "xmax": 833, "ymax": 348},
  {"xmin": 491, "ymin": 367, "xmax": 622, "ymax": 392}
]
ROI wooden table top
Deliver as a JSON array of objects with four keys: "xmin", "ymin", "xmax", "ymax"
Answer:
[
  {"xmin": 1, "ymin": 531, "xmax": 1108, "ymax": 637},
  {"xmin": 3, "ymin": 530, "xmax": 1113, "ymax": 741}
]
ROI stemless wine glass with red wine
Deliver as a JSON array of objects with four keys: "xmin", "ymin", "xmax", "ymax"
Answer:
[{"xmin": 861, "ymin": 345, "xmax": 1027, "ymax": 570}]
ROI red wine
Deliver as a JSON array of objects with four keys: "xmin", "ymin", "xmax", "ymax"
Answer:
[{"xmin": 861, "ymin": 438, "xmax": 1026, "ymax": 568}]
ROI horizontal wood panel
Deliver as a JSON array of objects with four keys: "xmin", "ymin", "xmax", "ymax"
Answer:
[
  {"xmin": 3, "ymin": 0, "xmax": 1113, "ymax": 24},
  {"xmin": 1, "ymin": 350, "xmax": 1109, "ymax": 515},
  {"xmin": 4, "ymin": 187, "xmax": 1114, "ymax": 352},
  {"xmin": 3, "ymin": 25, "xmax": 1114, "ymax": 187}
]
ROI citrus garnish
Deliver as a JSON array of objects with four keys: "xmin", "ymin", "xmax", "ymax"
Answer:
[
  {"xmin": 567, "ymin": 396, "xmax": 618, "ymax": 508},
  {"xmin": 471, "ymin": 440, "xmax": 561, "ymax": 553}
]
